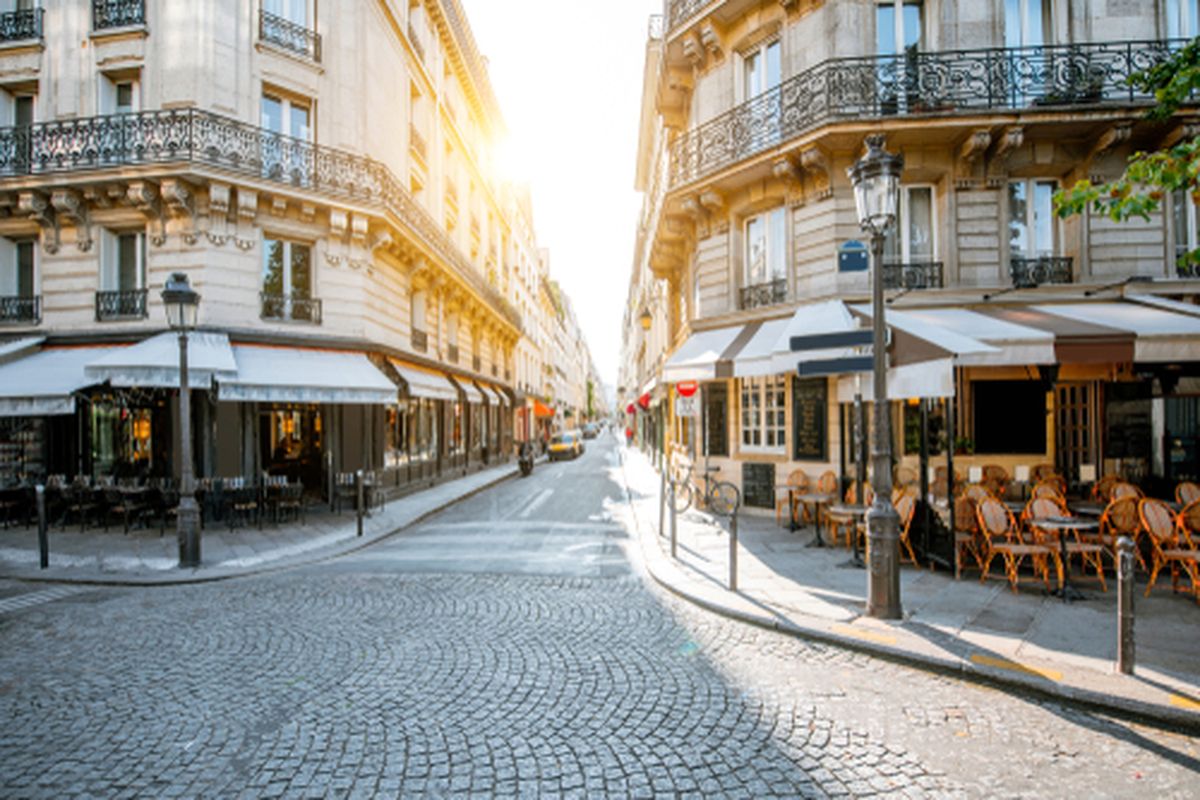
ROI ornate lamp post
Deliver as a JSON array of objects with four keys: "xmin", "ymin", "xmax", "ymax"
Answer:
[
  {"xmin": 162, "ymin": 272, "xmax": 201, "ymax": 568},
  {"xmin": 847, "ymin": 134, "xmax": 904, "ymax": 619}
]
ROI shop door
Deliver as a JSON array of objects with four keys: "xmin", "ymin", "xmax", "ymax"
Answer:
[{"xmin": 1054, "ymin": 382, "xmax": 1097, "ymax": 484}]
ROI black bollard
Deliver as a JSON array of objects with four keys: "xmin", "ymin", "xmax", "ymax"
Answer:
[
  {"xmin": 1117, "ymin": 536, "xmax": 1135, "ymax": 675},
  {"xmin": 729, "ymin": 511, "xmax": 739, "ymax": 592},
  {"xmin": 36, "ymin": 484, "xmax": 48, "ymax": 569},
  {"xmin": 669, "ymin": 480, "xmax": 677, "ymax": 559},
  {"xmin": 355, "ymin": 469, "xmax": 364, "ymax": 538}
]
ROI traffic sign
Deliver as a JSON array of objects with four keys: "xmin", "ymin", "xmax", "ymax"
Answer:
[
  {"xmin": 675, "ymin": 396, "xmax": 699, "ymax": 417},
  {"xmin": 676, "ymin": 380, "xmax": 698, "ymax": 397},
  {"xmin": 789, "ymin": 329, "xmax": 874, "ymax": 352}
]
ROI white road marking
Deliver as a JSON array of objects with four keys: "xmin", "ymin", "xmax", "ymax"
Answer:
[
  {"xmin": 0, "ymin": 585, "xmax": 88, "ymax": 615},
  {"xmin": 518, "ymin": 489, "xmax": 554, "ymax": 518}
]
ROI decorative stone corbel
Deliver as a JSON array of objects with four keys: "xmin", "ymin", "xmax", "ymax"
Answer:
[
  {"xmin": 234, "ymin": 189, "xmax": 257, "ymax": 250},
  {"xmin": 993, "ymin": 126, "xmax": 1024, "ymax": 163},
  {"xmin": 772, "ymin": 157, "xmax": 803, "ymax": 205},
  {"xmin": 371, "ymin": 230, "xmax": 394, "ymax": 254},
  {"xmin": 699, "ymin": 22, "xmax": 722, "ymax": 61},
  {"xmin": 161, "ymin": 178, "xmax": 197, "ymax": 245},
  {"xmin": 300, "ymin": 202, "xmax": 316, "ymax": 224},
  {"xmin": 1088, "ymin": 121, "xmax": 1133, "ymax": 163},
  {"xmin": 681, "ymin": 32, "xmax": 704, "ymax": 69},
  {"xmin": 954, "ymin": 129, "xmax": 992, "ymax": 189},
  {"xmin": 1161, "ymin": 120, "xmax": 1200, "ymax": 149},
  {"xmin": 18, "ymin": 191, "xmax": 58, "ymax": 254},
  {"xmin": 345, "ymin": 213, "xmax": 371, "ymax": 270},
  {"xmin": 270, "ymin": 195, "xmax": 289, "ymax": 217},
  {"xmin": 799, "ymin": 146, "xmax": 832, "ymax": 201},
  {"xmin": 127, "ymin": 181, "xmax": 167, "ymax": 245},
  {"xmin": 205, "ymin": 182, "xmax": 231, "ymax": 246},
  {"xmin": 51, "ymin": 189, "xmax": 92, "ymax": 252}
]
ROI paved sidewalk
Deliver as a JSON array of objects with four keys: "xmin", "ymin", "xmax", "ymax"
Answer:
[
  {"xmin": 0, "ymin": 461, "xmax": 522, "ymax": 585},
  {"xmin": 616, "ymin": 444, "xmax": 1200, "ymax": 730}
]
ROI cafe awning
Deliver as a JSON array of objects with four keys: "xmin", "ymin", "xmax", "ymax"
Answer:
[
  {"xmin": 477, "ymin": 382, "xmax": 507, "ymax": 405},
  {"xmin": 389, "ymin": 360, "xmax": 460, "ymax": 402},
  {"xmin": 734, "ymin": 318, "xmax": 792, "ymax": 377},
  {"xmin": 1033, "ymin": 302, "xmax": 1200, "ymax": 363},
  {"xmin": 0, "ymin": 346, "xmax": 121, "ymax": 416},
  {"xmin": 219, "ymin": 345, "xmax": 397, "ymax": 404},
  {"xmin": 884, "ymin": 307, "xmax": 1057, "ymax": 366},
  {"xmin": 0, "ymin": 336, "xmax": 44, "ymax": 364},
  {"xmin": 837, "ymin": 358, "xmax": 956, "ymax": 402},
  {"xmin": 455, "ymin": 378, "xmax": 485, "ymax": 404},
  {"xmin": 767, "ymin": 299, "xmax": 866, "ymax": 375},
  {"xmin": 534, "ymin": 399, "xmax": 555, "ymax": 418},
  {"xmin": 85, "ymin": 331, "xmax": 237, "ymax": 389},
  {"xmin": 662, "ymin": 324, "xmax": 743, "ymax": 382}
]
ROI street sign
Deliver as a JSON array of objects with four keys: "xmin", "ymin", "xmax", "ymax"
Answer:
[
  {"xmin": 789, "ymin": 329, "xmax": 874, "ymax": 352},
  {"xmin": 675, "ymin": 396, "xmax": 699, "ymax": 417},
  {"xmin": 796, "ymin": 356, "xmax": 874, "ymax": 377},
  {"xmin": 676, "ymin": 380, "xmax": 698, "ymax": 397},
  {"xmin": 838, "ymin": 240, "xmax": 869, "ymax": 272}
]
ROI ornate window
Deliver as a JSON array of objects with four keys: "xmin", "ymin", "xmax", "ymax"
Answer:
[
  {"xmin": 740, "ymin": 375, "xmax": 786, "ymax": 453},
  {"xmin": 883, "ymin": 186, "xmax": 935, "ymax": 262},
  {"xmin": 262, "ymin": 237, "xmax": 318, "ymax": 323},
  {"xmin": 742, "ymin": 39, "xmax": 780, "ymax": 101},
  {"xmin": 97, "ymin": 230, "xmax": 147, "ymax": 320}
]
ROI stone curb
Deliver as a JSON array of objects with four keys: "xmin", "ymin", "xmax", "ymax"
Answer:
[
  {"xmin": 0, "ymin": 466, "xmax": 522, "ymax": 588},
  {"xmin": 617, "ymin": 449, "xmax": 1200, "ymax": 735}
]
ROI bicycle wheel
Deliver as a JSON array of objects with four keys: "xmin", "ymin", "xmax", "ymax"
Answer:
[
  {"xmin": 707, "ymin": 481, "xmax": 741, "ymax": 517},
  {"xmin": 670, "ymin": 480, "xmax": 693, "ymax": 514}
]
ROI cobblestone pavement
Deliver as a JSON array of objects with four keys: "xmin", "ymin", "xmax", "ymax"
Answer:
[{"xmin": 0, "ymin": 441, "xmax": 1197, "ymax": 797}]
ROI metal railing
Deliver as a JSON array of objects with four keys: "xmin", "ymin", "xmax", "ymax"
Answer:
[
  {"xmin": 0, "ymin": 107, "xmax": 523, "ymax": 333},
  {"xmin": 259, "ymin": 8, "xmax": 321, "ymax": 63},
  {"xmin": 882, "ymin": 260, "xmax": 944, "ymax": 290},
  {"xmin": 739, "ymin": 277, "xmax": 787, "ymax": 310},
  {"xmin": 1009, "ymin": 255, "xmax": 1074, "ymax": 288},
  {"xmin": 95, "ymin": 289, "xmax": 147, "ymax": 321},
  {"xmin": 0, "ymin": 295, "xmax": 40, "ymax": 324},
  {"xmin": 92, "ymin": 0, "xmax": 145, "ymax": 30},
  {"xmin": 671, "ymin": 39, "xmax": 1181, "ymax": 187},
  {"xmin": 260, "ymin": 292, "xmax": 322, "ymax": 324},
  {"xmin": 665, "ymin": 0, "xmax": 710, "ymax": 33},
  {"xmin": 411, "ymin": 328, "xmax": 428, "ymax": 352},
  {"xmin": 0, "ymin": 7, "xmax": 42, "ymax": 42}
]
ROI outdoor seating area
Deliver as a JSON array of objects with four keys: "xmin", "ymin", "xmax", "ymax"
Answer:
[{"xmin": 775, "ymin": 467, "xmax": 1200, "ymax": 604}]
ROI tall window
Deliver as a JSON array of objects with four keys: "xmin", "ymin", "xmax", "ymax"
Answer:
[
  {"xmin": 1173, "ymin": 189, "xmax": 1199, "ymax": 275},
  {"xmin": 743, "ymin": 39, "xmax": 780, "ymax": 100},
  {"xmin": 876, "ymin": 1, "xmax": 922, "ymax": 56},
  {"xmin": 263, "ymin": 0, "xmax": 308, "ymax": 25},
  {"xmin": 740, "ymin": 375, "xmax": 786, "ymax": 453},
  {"xmin": 410, "ymin": 290, "xmax": 428, "ymax": 351},
  {"xmin": 1007, "ymin": 179, "xmax": 1058, "ymax": 257},
  {"xmin": 262, "ymin": 237, "xmax": 315, "ymax": 321},
  {"xmin": 1005, "ymin": 0, "xmax": 1050, "ymax": 48},
  {"xmin": 261, "ymin": 91, "xmax": 312, "ymax": 184},
  {"xmin": 745, "ymin": 207, "xmax": 787, "ymax": 288},
  {"xmin": 883, "ymin": 186, "xmax": 934, "ymax": 262},
  {"xmin": 1167, "ymin": 0, "xmax": 1199, "ymax": 38},
  {"xmin": 101, "ymin": 230, "xmax": 145, "ymax": 292},
  {"xmin": 0, "ymin": 238, "xmax": 35, "ymax": 322}
]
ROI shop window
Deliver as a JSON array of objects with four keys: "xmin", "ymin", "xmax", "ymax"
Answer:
[
  {"xmin": 704, "ymin": 383, "xmax": 729, "ymax": 457},
  {"xmin": 972, "ymin": 380, "xmax": 1046, "ymax": 455},
  {"xmin": 740, "ymin": 375, "xmax": 786, "ymax": 453},
  {"xmin": 903, "ymin": 399, "xmax": 945, "ymax": 457},
  {"xmin": 89, "ymin": 401, "xmax": 157, "ymax": 478}
]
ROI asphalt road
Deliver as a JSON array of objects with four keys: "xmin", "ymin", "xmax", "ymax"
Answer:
[{"xmin": 0, "ymin": 433, "xmax": 1197, "ymax": 798}]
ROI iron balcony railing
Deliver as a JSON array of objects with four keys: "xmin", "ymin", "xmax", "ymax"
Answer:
[
  {"xmin": 0, "ymin": 295, "xmax": 40, "ymax": 324},
  {"xmin": 739, "ymin": 277, "xmax": 787, "ymax": 310},
  {"xmin": 95, "ymin": 289, "xmax": 147, "ymax": 321},
  {"xmin": 671, "ymin": 39, "xmax": 1182, "ymax": 187},
  {"xmin": 0, "ymin": 107, "xmax": 523, "ymax": 334},
  {"xmin": 1010, "ymin": 255, "xmax": 1074, "ymax": 288},
  {"xmin": 260, "ymin": 292, "xmax": 321, "ymax": 324},
  {"xmin": 0, "ymin": 7, "xmax": 42, "ymax": 43},
  {"xmin": 665, "ymin": 0, "xmax": 709, "ymax": 33},
  {"xmin": 259, "ymin": 8, "xmax": 321, "ymax": 63},
  {"xmin": 92, "ymin": 0, "xmax": 145, "ymax": 31},
  {"xmin": 411, "ymin": 328, "xmax": 428, "ymax": 352},
  {"xmin": 882, "ymin": 260, "xmax": 944, "ymax": 290}
]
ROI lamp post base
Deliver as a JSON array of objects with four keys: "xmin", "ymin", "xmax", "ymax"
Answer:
[
  {"xmin": 177, "ymin": 496, "xmax": 201, "ymax": 568},
  {"xmin": 865, "ymin": 500, "xmax": 902, "ymax": 619}
]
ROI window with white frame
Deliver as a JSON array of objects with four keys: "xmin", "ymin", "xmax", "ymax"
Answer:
[
  {"xmin": 744, "ymin": 207, "xmax": 787, "ymax": 288},
  {"xmin": 0, "ymin": 237, "xmax": 35, "ymax": 304},
  {"xmin": 263, "ymin": 0, "xmax": 308, "ymax": 26},
  {"xmin": 1007, "ymin": 179, "xmax": 1059, "ymax": 258},
  {"xmin": 100, "ymin": 230, "xmax": 145, "ymax": 292},
  {"xmin": 261, "ymin": 90, "xmax": 312, "ymax": 184},
  {"xmin": 101, "ymin": 73, "xmax": 139, "ymax": 115},
  {"xmin": 1005, "ymin": 0, "xmax": 1051, "ymax": 47},
  {"xmin": 740, "ymin": 375, "xmax": 786, "ymax": 452},
  {"xmin": 1173, "ymin": 189, "xmax": 1199, "ymax": 274},
  {"xmin": 1167, "ymin": 0, "xmax": 1199, "ymax": 39},
  {"xmin": 882, "ymin": 185, "xmax": 935, "ymax": 263},
  {"xmin": 743, "ymin": 39, "xmax": 780, "ymax": 100},
  {"xmin": 262, "ymin": 236, "xmax": 315, "ymax": 322},
  {"xmin": 876, "ymin": 1, "xmax": 922, "ymax": 56}
]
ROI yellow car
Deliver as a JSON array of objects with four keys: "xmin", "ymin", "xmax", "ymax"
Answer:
[{"xmin": 547, "ymin": 430, "xmax": 584, "ymax": 461}]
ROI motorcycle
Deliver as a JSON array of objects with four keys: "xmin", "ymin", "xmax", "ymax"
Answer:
[{"xmin": 518, "ymin": 442, "xmax": 534, "ymax": 477}]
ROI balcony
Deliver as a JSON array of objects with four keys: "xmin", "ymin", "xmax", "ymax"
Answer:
[
  {"xmin": 259, "ymin": 8, "xmax": 321, "ymax": 63},
  {"xmin": 92, "ymin": 0, "xmax": 145, "ymax": 31},
  {"xmin": 1009, "ymin": 256, "xmax": 1074, "ymax": 288},
  {"xmin": 0, "ymin": 295, "xmax": 40, "ymax": 324},
  {"xmin": 664, "ymin": 0, "xmax": 708, "ymax": 33},
  {"xmin": 882, "ymin": 261, "xmax": 944, "ymax": 291},
  {"xmin": 739, "ymin": 277, "xmax": 786, "ymax": 310},
  {"xmin": 0, "ymin": 107, "xmax": 523, "ymax": 333},
  {"xmin": 411, "ymin": 328, "xmax": 428, "ymax": 353},
  {"xmin": 670, "ymin": 39, "xmax": 1179, "ymax": 188},
  {"xmin": 0, "ymin": 8, "xmax": 42, "ymax": 44},
  {"xmin": 95, "ymin": 289, "xmax": 147, "ymax": 321},
  {"xmin": 260, "ymin": 292, "xmax": 322, "ymax": 324}
]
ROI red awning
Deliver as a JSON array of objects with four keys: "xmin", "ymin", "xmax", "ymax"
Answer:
[
  {"xmin": 533, "ymin": 399, "xmax": 555, "ymax": 418},
  {"xmin": 626, "ymin": 403, "xmax": 636, "ymax": 414},
  {"xmin": 638, "ymin": 393, "xmax": 651, "ymax": 410}
]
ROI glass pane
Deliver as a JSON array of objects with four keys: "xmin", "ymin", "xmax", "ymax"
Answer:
[
  {"xmin": 746, "ymin": 216, "xmax": 765, "ymax": 284},
  {"xmin": 116, "ymin": 83, "xmax": 134, "ymax": 113},
  {"xmin": 1004, "ymin": 0, "xmax": 1021, "ymax": 48},
  {"xmin": 263, "ymin": 238, "xmax": 284, "ymax": 294},
  {"xmin": 117, "ymin": 234, "xmax": 138, "ymax": 290},
  {"xmin": 768, "ymin": 207, "xmax": 787, "ymax": 280},
  {"xmin": 902, "ymin": 3, "xmax": 922, "ymax": 50},
  {"xmin": 1033, "ymin": 181, "xmax": 1055, "ymax": 255},
  {"xmin": 765, "ymin": 41, "xmax": 781, "ymax": 91},
  {"xmin": 289, "ymin": 103, "xmax": 311, "ymax": 141},
  {"xmin": 290, "ymin": 243, "xmax": 311, "ymax": 295},
  {"xmin": 1007, "ymin": 181, "xmax": 1028, "ymax": 257},
  {"xmin": 16, "ymin": 241, "xmax": 33, "ymax": 297},
  {"xmin": 876, "ymin": 4, "xmax": 896, "ymax": 56},
  {"xmin": 908, "ymin": 187, "xmax": 933, "ymax": 259},
  {"xmin": 883, "ymin": 201, "xmax": 902, "ymax": 262},
  {"xmin": 744, "ymin": 50, "xmax": 761, "ymax": 98},
  {"xmin": 14, "ymin": 95, "xmax": 32, "ymax": 127},
  {"xmin": 261, "ymin": 95, "xmax": 283, "ymax": 133}
]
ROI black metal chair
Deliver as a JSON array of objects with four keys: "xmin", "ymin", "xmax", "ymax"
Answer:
[
  {"xmin": 61, "ymin": 483, "xmax": 97, "ymax": 531},
  {"xmin": 276, "ymin": 483, "xmax": 305, "ymax": 525},
  {"xmin": 225, "ymin": 484, "xmax": 259, "ymax": 530}
]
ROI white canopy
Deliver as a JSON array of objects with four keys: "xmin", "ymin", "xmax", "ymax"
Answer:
[
  {"xmin": 767, "ymin": 299, "xmax": 865, "ymax": 375},
  {"xmin": 389, "ymin": 360, "xmax": 460, "ymax": 402},
  {"xmin": 837, "ymin": 358, "xmax": 955, "ymax": 402},
  {"xmin": 0, "ymin": 336, "xmax": 44, "ymax": 364},
  {"xmin": 734, "ymin": 317, "xmax": 791, "ymax": 377},
  {"xmin": 86, "ymin": 331, "xmax": 237, "ymax": 389},
  {"xmin": 459, "ymin": 380, "xmax": 485, "ymax": 404},
  {"xmin": 662, "ymin": 325, "xmax": 742, "ymax": 382},
  {"xmin": 1034, "ymin": 302, "xmax": 1200, "ymax": 362},
  {"xmin": 886, "ymin": 307, "xmax": 1056, "ymax": 366},
  {"xmin": 0, "ymin": 346, "xmax": 120, "ymax": 416},
  {"xmin": 219, "ymin": 346, "xmax": 396, "ymax": 404}
]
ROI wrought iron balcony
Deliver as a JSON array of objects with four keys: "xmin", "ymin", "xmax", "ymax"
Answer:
[
  {"xmin": 739, "ymin": 277, "xmax": 787, "ymax": 310},
  {"xmin": 0, "ymin": 107, "xmax": 523, "ymax": 334},
  {"xmin": 95, "ymin": 289, "xmax": 147, "ymax": 321},
  {"xmin": 0, "ymin": 295, "xmax": 40, "ymax": 324},
  {"xmin": 260, "ymin": 292, "xmax": 322, "ymax": 324},
  {"xmin": 411, "ymin": 328, "xmax": 428, "ymax": 353},
  {"xmin": 1009, "ymin": 256, "xmax": 1074, "ymax": 288},
  {"xmin": 882, "ymin": 261, "xmax": 944, "ymax": 290},
  {"xmin": 92, "ymin": 0, "xmax": 145, "ymax": 31},
  {"xmin": 664, "ymin": 0, "xmax": 708, "ymax": 33},
  {"xmin": 0, "ymin": 7, "xmax": 42, "ymax": 43},
  {"xmin": 259, "ymin": 8, "xmax": 321, "ymax": 63},
  {"xmin": 671, "ymin": 39, "xmax": 1181, "ymax": 187}
]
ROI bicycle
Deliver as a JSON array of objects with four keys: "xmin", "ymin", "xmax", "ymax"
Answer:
[{"xmin": 670, "ymin": 459, "xmax": 739, "ymax": 517}]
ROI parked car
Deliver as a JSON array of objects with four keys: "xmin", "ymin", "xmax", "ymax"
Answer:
[
  {"xmin": 548, "ymin": 431, "xmax": 584, "ymax": 461},
  {"xmin": 582, "ymin": 423, "xmax": 598, "ymax": 439}
]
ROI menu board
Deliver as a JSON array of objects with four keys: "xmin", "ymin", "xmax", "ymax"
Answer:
[
  {"xmin": 742, "ymin": 462, "xmax": 776, "ymax": 509},
  {"xmin": 792, "ymin": 377, "xmax": 827, "ymax": 461}
]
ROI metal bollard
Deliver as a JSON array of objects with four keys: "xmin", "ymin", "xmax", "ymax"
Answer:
[
  {"xmin": 36, "ymin": 484, "xmax": 48, "ymax": 570},
  {"xmin": 658, "ymin": 468, "xmax": 666, "ymax": 540},
  {"xmin": 729, "ymin": 511, "xmax": 738, "ymax": 592},
  {"xmin": 669, "ymin": 481, "xmax": 677, "ymax": 559},
  {"xmin": 355, "ymin": 470, "xmax": 365, "ymax": 538},
  {"xmin": 1117, "ymin": 536, "xmax": 1135, "ymax": 675}
]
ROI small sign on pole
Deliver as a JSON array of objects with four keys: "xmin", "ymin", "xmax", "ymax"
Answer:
[
  {"xmin": 675, "ymin": 396, "xmax": 699, "ymax": 417},
  {"xmin": 838, "ymin": 240, "xmax": 869, "ymax": 272}
]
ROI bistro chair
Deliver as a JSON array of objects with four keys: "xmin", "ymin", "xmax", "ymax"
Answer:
[
  {"xmin": 335, "ymin": 472, "xmax": 359, "ymax": 514},
  {"xmin": 276, "ymin": 482, "xmax": 306, "ymax": 525},
  {"xmin": 1030, "ymin": 464, "xmax": 1064, "ymax": 490},
  {"xmin": 1175, "ymin": 481, "xmax": 1200, "ymax": 506},
  {"xmin": 1097, "ymin": 496, "xmax": 1146, "ymax": 571},
  {"xmin": 981, "ymin": 464, "xmax": 1009, "ymax": 498},
  {"xmin": 100, "ymin": 486, "xmax": 146, "ymax": 534},
  {"xmin": 800, "ymin": 470, "xmax": 838, "ymax": 528},
  {"xmin": 855, "ymin": 489, "xmax": 917, "ymax": 563},
  {"xmin": 894, "ymin": 465, "xmax": 918, "ymax": 488},
  {"xmin": 827, "ymin": 482, "xmax": 873, "ymax": 548},
  {"xmin": 954, "ymin": 494, "xmax": 986, "ymax": 576},
  {"xmin": 1024, "ymin": 497, "xmax": 1108, "ymax": 592},
  {"xmin": 961, "ymin": 483, "xmax": 993, "ymax": 503},
  {"xmin": 225, "ymin": 479, "xmax": 260, "ymax": 531},
  {"xmin": 1092, "ymin": 474, "xmax": 1121, "ymax": 503},
  {"xmin": 975, "ymin": 496, "xmax": 1056, "ymax": 594},
  {"xmin": 61, "ymin": 482, "xmax": 97, "ymax": 532},
  {"xmin": 1030, "ymin": 481, "xmax": 1066, "ymax": 502},
  {"xmin": 775, "ymin": 469, "xmax": 809, "ymax": 527},
  {"xmin": 1110, "ymin": 482, "xmax": 1144, "ymax": 501},
  {"xmin": 1139, "ymin": 498, "xmax": 1200, "ymax": 601}
]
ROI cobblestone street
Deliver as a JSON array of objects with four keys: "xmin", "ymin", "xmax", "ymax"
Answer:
[{"xmin": 0, "ymin": 439, "xmax": 1196, "ymax": 798}]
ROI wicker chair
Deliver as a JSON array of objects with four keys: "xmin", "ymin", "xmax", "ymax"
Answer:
[
  {"xmin": 1030, "ymin": 482, "xmax": 1066, "ymax": 502},
  {"xmin": 1175, "ymin": 481, "xmax": 1200, "ymax": 506},
  {"xmin": 1092, "ymin": 474, "xmax": 1121, "ymax": 503},
  {"xmin": 1140, "ymin": 498, "xmax": 1200, "ymax": 601},
  {"xmin": 827, "ymin": 482, "xmax": 873, "ymax": 548},
  {"xmin": 954, "ymin": 494, "xmax": 985, "ymax": 576},
  {"xmin": 1024, "ymin": 496, "xmax": 1108, "ymax": 592},
  {"xmin": 1110, "ymin": 482, "xmax": 1144, "ymax": 501},
  {"xmin": 981, "ymin": 464, "xmax": 1009, "ymax": 498},
  {"xmin": 1097, "ymin": 496, "xmax": 1145, "ymax": 571},
  {"xmin": 962, "ymin": 483, "xmax": 993, "ymax": 503},
  {"xmin": 798, "ymin": 470, "xmax": 837, "ymax": 528},
  {"xmin": 976, "ymin": 496, "xmax": 1056, "ymax": 593},
  {"xmin": 775, "ymin": 469, "xmax": 809, "ymax": 527}
]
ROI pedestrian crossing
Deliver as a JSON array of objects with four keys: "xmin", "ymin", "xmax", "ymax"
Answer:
[{"xmin": 0, "ymin": 585, "xmax": 88, "ymax": 615}]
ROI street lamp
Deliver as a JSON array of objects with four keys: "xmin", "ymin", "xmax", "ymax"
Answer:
[
  {"xmin": 162, "ymin": 272, "xmax": 201, "ymax": 568},
  {"xmin": 847, "ymin": 133, "xmax": 904, "ymax": 620},
  {"xmin": 639, "ymin": 307, "xmax": 652, "ymax": 331}
]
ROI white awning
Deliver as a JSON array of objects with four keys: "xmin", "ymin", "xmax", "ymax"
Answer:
[
  {"xmin": 849, "ymin": 305, "xmax": 999, "ymax": 360},
  {"xmin": 390, "ymin": 360, "xmax": 459, "ymax": 402},
  {"xmin": 837, "ymin": 358, "xmax": 955, "ymax": 402},
  {"xmin": 768, "ymin": 299, "xmax": 864, "ymax": 375},
  {"xmin": 478, "ymin": 384, "xmax": 506, "ymax": 405},
  {"xmin": 662, "ymin": 325, "xmax": 742, "ymax": 382},
  {"xmin": 735, "ymin": 318, "xmax": 791, "ymax": 377},
  {"xmin": 0, "ymin": 336, "xmax": 44, "ymax": 364},
  {"xmin": 0, "ymin": 346, "xmax": 120, "ymax": 416},
  {"xmin": 1034, "ymin": 301, "xmax": 1200, "ymax": 362},
  {"xmin": 887, "ymin": 307, "xmax": 1056, "ymax": 366},
  {"xmin": 85, "ymin": 331, "xmax": 237, "ymax": 389},
  {"xmin": 459, "ymin": 381, "xmax": 485, "ymax": 404},
  {"xmin": 219, "ymin": 346, "xmax": 396, "ymax": 404}
]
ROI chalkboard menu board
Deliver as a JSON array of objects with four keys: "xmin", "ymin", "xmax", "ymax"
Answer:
[
  {"xmin": 703, "ymin": 383, "xmax": 728, "ymax": 457},
  {"xmin": 742, "ymin": 462, "xmax": 776, "ymax": 509},
  {"xmin": 792, "ymin": 376, "xmax": 827, "ymax": 461}
]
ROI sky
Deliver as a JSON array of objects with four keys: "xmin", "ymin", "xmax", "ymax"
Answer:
[{"xmin": 459, "ymin": 0, "xmax": 662, "ymax": 392}]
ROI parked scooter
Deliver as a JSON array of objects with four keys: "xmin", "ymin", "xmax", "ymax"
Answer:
[{"xmin": 518, "ymin": 442, "xmax": 534, "ymax": 477}]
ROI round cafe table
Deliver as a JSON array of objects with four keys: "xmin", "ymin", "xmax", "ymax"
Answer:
[
  {"xmin": 827, "ymin": 503, "xmax": 869, "ymax": 568},
  {"xmin": 1031, "ymin": 516, "xmax": 1100, "ymax": 602},
  {"xmin": 791, "ymin": 491, "xmax": 834, "ymax": 546}
]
